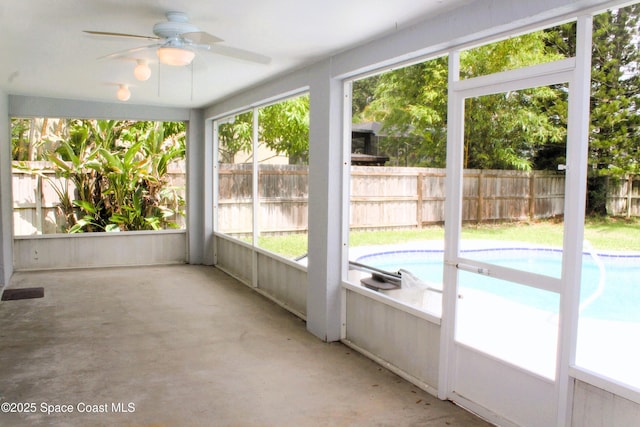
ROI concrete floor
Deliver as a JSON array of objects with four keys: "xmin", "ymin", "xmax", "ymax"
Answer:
[{"xmin": 0, "ymin": 265, "xmax": 490, "ymax": 427}]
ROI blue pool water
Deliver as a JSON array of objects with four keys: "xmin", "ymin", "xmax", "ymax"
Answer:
[{"xmin": 356, "ymin": 248, "xmax": 640, "ymax": 323}]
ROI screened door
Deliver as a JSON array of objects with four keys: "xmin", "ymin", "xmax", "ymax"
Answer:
[{"xmin": 442, "ymin": 46, "xmax": 585, "ymax": 426}]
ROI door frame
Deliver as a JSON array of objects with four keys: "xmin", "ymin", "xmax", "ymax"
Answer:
[{"xmin": 438, "ymin": 15, "xmax": 593, "ymax": 427}]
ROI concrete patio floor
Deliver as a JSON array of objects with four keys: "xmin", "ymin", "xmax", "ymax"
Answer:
[{"xmin": 0, "ymin": 265, "xmax": 490, "ymax": 426}]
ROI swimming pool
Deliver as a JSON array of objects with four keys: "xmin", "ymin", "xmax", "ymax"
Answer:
[{"xmin": 356, "ymin": 247, "xmax": 640, "ymax": 323}]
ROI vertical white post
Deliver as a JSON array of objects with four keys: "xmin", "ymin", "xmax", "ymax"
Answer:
[
  {"xmin": 0, "ymin": 91, "xmax": 13, "ymax": 286},
  {"xmin": 211, "ymin": 120, "xmax": 220, "ymax": 266},
  {"xmin": 252, "ymin": 107, "xmax": 260, "ymax": 287},
  {"xmin": 187, "ymin": 108, "xmax": 205, "ymax": 264},
  {"xmin": 204, "ymin": 118, "xmax": 214, "ymax": 265},
  {"xmin": 306, "ymin": 60, "xmax": 344, "ymax": 342},
  {"xmin": 35, "ymin": 175, "xmax": 43, "ymax": 234},
  {"xmin": 556, "ymin": 14, "xmax": 592, "ymax": 427},
  {"xmin": 439, "ymin": 50, "xmax": 463, "ymax": 400},
  {"xmin": 627, "ymin": 176, "xmax": 632, "ymax": 218},
  {"xmin": 341, "ymin": 80, "xmax": 353, "ymax": 340}
]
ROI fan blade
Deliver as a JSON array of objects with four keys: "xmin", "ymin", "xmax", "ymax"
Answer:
[
  {"xmin": 84, "ymin": 30, "xmax": 160, "ymax": 41},
  {"xmin": 182, "ymin": 31, "xmax": 223, "ymax": 45},
  {"xmin": 98, "ymin": 43, "xmax": 160, "ymax": 60},
  {"xmin": 207, "ymin": 44, "xmax": 271, "ymax": 65}
]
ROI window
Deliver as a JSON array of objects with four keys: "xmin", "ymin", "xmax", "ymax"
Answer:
[
  {"xmin": 216, "ymin": 110, "xmax": 254, "ymax": 240},
  {"xmin": 215, "ymin": 94, "xmax": 310, "ymax": 260},
  {"xmin": 460, "ymin": 22, "xmax": 575, "ymax": 79},
  {"xmin": 348, "ymin": 57, "xmax": 448, "ymax": 317},
  {"xmin": 256, "ymin": 96, "xmax": 309, "ymax": 259},
  {"xmin": 11, "ymin": 118, "xmax": 186, "ymax": 235},
  {"xmin": 575, "ymin": 3, "xmax": 640, "ymax": 389}
]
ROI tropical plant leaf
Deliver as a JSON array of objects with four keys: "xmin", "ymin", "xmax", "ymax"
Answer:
[
  {"xmin": 73, "ymin": 199, "xmax": 96, "ymax": 214},
  {"xmin": 69, "ymin": 216, "xmax": 102, "ymax": 233},
  {"xmin": 123, "ymin": 141, "xmax": 143, "ymax": 166},
  {"xmin": 98, "ymin": 148, "xmax": 123, "ymax": 173}
]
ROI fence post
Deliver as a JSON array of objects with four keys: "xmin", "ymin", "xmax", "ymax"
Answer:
[
  {"xmin": 529, "ymin": 172, "xmax": 536, "ymax": 221},
  {"xmin": 35, "ymin": 174, "xmax": 43, "ymax": 235},
  {"xmin": 627, "ymin": 175, "xmax": 633, "ymax": 219},
  {"xmin": 417, "ymin": 173, "xmax": 423, "ymax": 228},
  {"xmin": 476, "ymin": 170, "xmax": 483, "ymax": 224}
]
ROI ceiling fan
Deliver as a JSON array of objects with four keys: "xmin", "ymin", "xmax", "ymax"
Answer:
[{"xmin": 85, "ymin": 11, "xmax": 271, "ymax": 67}]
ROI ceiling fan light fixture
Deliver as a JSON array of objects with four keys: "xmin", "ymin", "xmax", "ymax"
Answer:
[
  {"xmin": 116, "ymin": 84, "xmax": 131, "ymax": 101},
  {"xmin": 157, "ymin": 46, "xmax": 195, "ymax": 66},
  {"xmin": 134, "ymin": 59, "xmax": 151, "ymax": 81}
]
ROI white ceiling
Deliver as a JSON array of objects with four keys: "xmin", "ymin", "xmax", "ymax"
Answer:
[{"xmin": 0, "ymin": 0, "xmax": 470, "ymax": 109}]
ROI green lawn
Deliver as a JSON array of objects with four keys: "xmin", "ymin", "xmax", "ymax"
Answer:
[{"xmin": 258, "ymin": 217, "xmax": 640, "ymax": 258}]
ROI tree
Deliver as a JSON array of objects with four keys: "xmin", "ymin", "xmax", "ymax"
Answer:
[
  {"xmin": 217, "ymin": 111, "xmax": 254, "ymax": 163},
  {"xmin": 352, "ymin": 74, "xmax": 380, "ymax": 117},
  {"xmin": 543, "ymin": 6, "xmax": 640, "ymax": 213},
  {"xmin": 355, "ymin": 58, "xmax": 449, "ymax": 167},
  {"xmin": 260, "ymin": 96, "xmax": 310, "ymax": 164},
  {"xmin": 543, "ymin": 6, "xmax": 640, "ymax": 175},
  {"xmin": 11, "ymin": 117, "xmax": 71, "ymax": 161},
  {"xmin": 11, "ymin": 118, "xmax": 32, "ymax": 160},
  {"xmin": 217, "ymin": 95, "xmax": 310, "ymax": 164},
  {"xmin": 355, "ymin": 6, "xmax": 640, "ymax": 174},
  {"xmin": 356, "ymin": 31, "xmax": 568, "ymax": 170},
  {"xmin": 588, "ymin": 5, "xmax": 640, "ymax": 175}
]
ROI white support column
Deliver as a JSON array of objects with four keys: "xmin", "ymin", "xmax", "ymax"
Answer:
[
  {"xmin": 211, "ymin": 120, "xmax": 220, "ymax": 267},
  {"xmin": 306, "ymin": 60, "xmax": 344, "ymax": 342},
  {"xmin": 0, "ymin": 91, "xmax": 13, "ymax": 286},
  {"xmin": 340, "ymin": 81, "xmax": 353, "ymax": 341},
  {"xmin": 187, "ymin": 108, "xmax": 205, "ymax": 264},
  {"xmin": 203, "ymin": 118, "xmax": 214, "ymax": 265},
  {"xmin": 439, "ymin": 50, "xmax": 463, "ymax": 400},
  {"xmin": 556, "ymin": 14, "xmax": 593, "ymax": 427},
  {"xmin": 251, "ymin": 107, "xmax": 259, "ymax": 288}
]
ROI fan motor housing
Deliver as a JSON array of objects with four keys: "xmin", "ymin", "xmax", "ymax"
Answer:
[{"xmin": 153, "ymin": 12, "xmax": 199, "ymax": 38}]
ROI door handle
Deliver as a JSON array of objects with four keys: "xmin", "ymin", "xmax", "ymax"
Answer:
[{"xmin": 456, "ymin": 262, "xmax": 490, "ymax": 275}]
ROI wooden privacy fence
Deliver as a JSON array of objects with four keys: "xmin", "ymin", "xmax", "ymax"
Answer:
[
  {"xmin": 216, "ymin": 164, "xmax": 568, "ymax": 235},
  {"xmin": 14, "ymin": 163, "xmax": 640, "ymax": 236},
  {"xmin": 606, "ymin": 175, "xmax": 640, "ymax": 218},
  {"xmin": 349, "ymin": 167, "xmax": 566, "ymax": 229},
  {"xmin": 217, "ymin": 164, "xmax": 310, "ymax": 235}
]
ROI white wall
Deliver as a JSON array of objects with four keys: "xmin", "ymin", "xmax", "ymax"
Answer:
[
  {"xmin": 9, "ymin": 95, "xmax": 190, "ymax": 122},
  {"xmin": 572, "ymin": 380, "xmax": 640, "ymax": 426},
  {"xmin": 14, "ymin": 231, "xmax": 186, "ymax": 270},
  {"xmin": 344, "ymin": 288, "xmax": 441, "ymax": 395}
]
